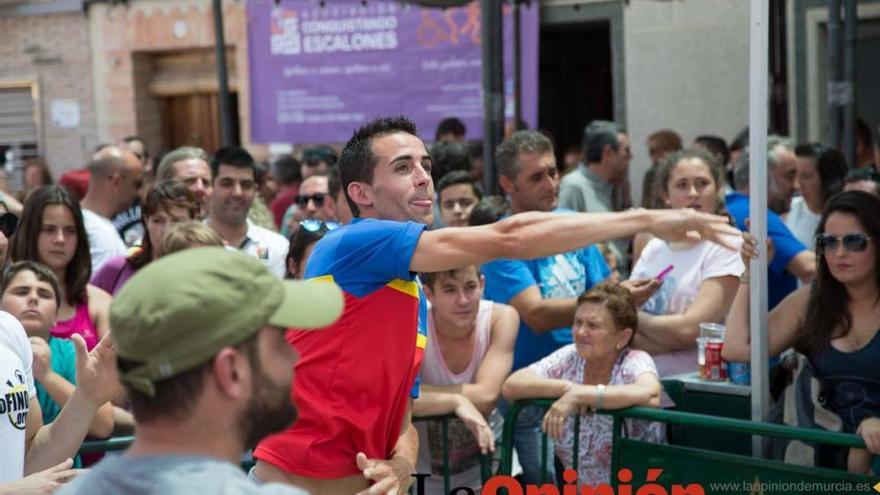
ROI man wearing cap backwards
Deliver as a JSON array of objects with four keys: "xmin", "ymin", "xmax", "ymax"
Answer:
[
  {"xmin": 56, "ymin": 247, "xmax": 344, "ymax": 495},
  {"xmin": 253, "ymin": 116, "xmax": 739, "ymax": 495}
]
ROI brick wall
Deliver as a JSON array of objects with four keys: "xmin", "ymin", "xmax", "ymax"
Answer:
[
  {"xmin": 89, "ymin": 0, "xmax": 255, "ymax": 156},
  {"xmin": 0, "ymin": 12, "xmax": 98, "ymax": 175}
]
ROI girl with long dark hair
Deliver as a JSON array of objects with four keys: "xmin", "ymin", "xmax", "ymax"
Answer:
[
  {"xmin": 629, "ymin": 149, "xmax": 743, "ymax": 378},
  {"xmin": 10, "ymin": 186, "xmax": 111, "ymax": 350},
  {"xmin": 724, "ymin": 191, "xmax": 880, "ymax": 474}
]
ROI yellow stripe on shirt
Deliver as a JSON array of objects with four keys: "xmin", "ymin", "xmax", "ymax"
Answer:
[{"xmin": 386, "ymin": 279, "xmax": 419, "ymax": 298}]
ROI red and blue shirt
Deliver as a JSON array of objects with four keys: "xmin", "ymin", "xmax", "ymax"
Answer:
[{"xmin": 254, "ymin": 218, "xmax": 428, "ymax": 478}]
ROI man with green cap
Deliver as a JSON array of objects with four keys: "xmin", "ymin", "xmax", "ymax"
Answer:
[{"xmin": 57, "ymin": 247, "xmax": 344, "ymax": 495}]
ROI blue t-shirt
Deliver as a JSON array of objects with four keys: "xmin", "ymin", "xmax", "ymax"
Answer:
[
  {"xmin": 481, "ymin": 209, "xmax": 611, "ymax": 370},
  {"xmin": 725, "ymin": 192, "xmax": 806, "ymax": 309}
]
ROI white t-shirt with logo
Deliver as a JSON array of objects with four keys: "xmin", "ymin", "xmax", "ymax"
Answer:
[
  {"xmin": 630, "ymin": 237, "xmax": 744, "ymax": 377},
  {"xmin": 0, "ymin": 311, "xmax": 36, "ymax": 483},
  {"xmin": 83, "ymin": 208, "xmax": 128, "ymax": 272}
]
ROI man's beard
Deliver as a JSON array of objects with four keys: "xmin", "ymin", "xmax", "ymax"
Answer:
[
  {"xmin": 240, "ymin": 365, "xmax": 297, "ymax": 450},
  {"xmin": 768, "ymin": 196, "xmax": 790, "ymax": 215},
  {"xmin": 767, "ymin": 188, "xmax": 791, "ymax": 215}
]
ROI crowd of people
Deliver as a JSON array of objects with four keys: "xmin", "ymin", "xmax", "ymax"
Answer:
[{"xmin": 0, "ymin": 112, "xmax": 878, "ymax": 494}]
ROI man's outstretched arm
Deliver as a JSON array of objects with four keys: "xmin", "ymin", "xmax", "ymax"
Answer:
[{"xmin": 410, "ymin": 208, "xmax": 739, "ymax": 273}]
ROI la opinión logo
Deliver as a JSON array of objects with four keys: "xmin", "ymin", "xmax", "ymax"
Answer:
[{"xmin": 412, "ymin": 468, "xmax": 705, "ymax": 495}]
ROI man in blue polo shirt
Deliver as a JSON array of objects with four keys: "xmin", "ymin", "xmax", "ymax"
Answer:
[
  {"xmin": 727, "ymin": 138, "xmax": 815, "ymax": 309},
  {"xmin": 482, "ymin": 131, "xmax": 659, "ymax": 483}
]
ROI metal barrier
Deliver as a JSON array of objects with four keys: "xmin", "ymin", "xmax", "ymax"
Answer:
[
  {"xmin": 413, "ymin": 413, "xmax": 494, "ymax": 494},
  {"xmin": 78, "ymin": 436, "xmax": 134, "ymax": 454},
  {"xmin": 498, "ymin": 399, "xmax": 557, "ymax": 483},
  {"xmin": 79, "ymin": 404, "xmax": 878, "ymax": 492},
  {"xmin": 79, "ymin": 418, "xmax": 493, "ymax": 492},
  {"xmin": 497, "ymin": 399, "xmax": 879, "ymax": 492}
]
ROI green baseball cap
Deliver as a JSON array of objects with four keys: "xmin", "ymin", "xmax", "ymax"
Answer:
[{"xmin": 110, "ymin": 246, "xmax": 343, "ymax": 396}]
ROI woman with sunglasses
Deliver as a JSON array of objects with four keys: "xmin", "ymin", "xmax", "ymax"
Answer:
[
  {"xmin": 91, "ymin": 181, "xmax": 199, "ymax": 295},
  {"xmin": 285, "ymin": 219, "xmax": 340, "ymax": 279},
  {"xmin": 724, "ymin": 191, "xmax": 880, "ymax": 474},
  {"xmin": 10, "ymin": 186, "xmax": 111, "ymax": 351}
]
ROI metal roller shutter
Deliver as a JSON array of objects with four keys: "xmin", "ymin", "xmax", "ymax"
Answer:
[{"xmin": 0, "ymin": 85, "xmax": 39, "ymax": 190}]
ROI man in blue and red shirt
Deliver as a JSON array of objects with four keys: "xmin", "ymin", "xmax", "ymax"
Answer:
[{"xmin": 253, "ymin": 116, "xmax": 740, "ymax": 495}]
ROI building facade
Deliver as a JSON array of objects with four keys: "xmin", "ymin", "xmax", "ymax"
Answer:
[{"xmin": 1, "ymin": 0, "xmax": 878, "ymax": 189}]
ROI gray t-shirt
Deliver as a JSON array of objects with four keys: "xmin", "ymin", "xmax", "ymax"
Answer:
[
  {"xmin": 57, "ymin": 455, "xmax": 308, "ymax": 495},
  {"xmin": 559, "ymin": 164, "xmax": 631, "ymax": 274}
]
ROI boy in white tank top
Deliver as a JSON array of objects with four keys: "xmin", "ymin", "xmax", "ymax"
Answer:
[{"xmin": 413, "ymin": 266, "xmax": 519, "ymax": 494}]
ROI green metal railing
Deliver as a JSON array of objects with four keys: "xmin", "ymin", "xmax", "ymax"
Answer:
[
  {"xmin": 608, "ymin": 406, "xmax": 879, "ymax": 492},
  {"xmin": 78, "ymin": 435, "xmax": 134, "ymax": 454},
  {"xmin": 79, "ymin": 402, "xmax": 879, "ymax": 492},
  {"xmin": 79, "ymin": 415, "xmax": 495, "ymax": 491},
  {"xmin": 498, "ymin": 399, "xmax": 557, "ymax": 483},
  {"xmin": 413, "ymin": 413, "xmax": 494, "ymax": 494},
  {"xmin": 497, "ymin": 399, "xmax": 878, "ymax": 491}
]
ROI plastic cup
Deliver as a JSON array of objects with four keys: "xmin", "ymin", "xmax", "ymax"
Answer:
[{"xmin": 699, "ymin": 322, "xmax": 726, "ymax": 341}]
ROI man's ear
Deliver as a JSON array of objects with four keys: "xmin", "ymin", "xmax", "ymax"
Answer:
[
  {"xmin": 498, "ymin": 174, "xmax": 514, "ymax": 196},
  {"xmin": 211, "ymin": 347, "xmax": 251, "ymax": 400},
  {"xmin": 422, "ymin": 281, "xmax": 435, "ymax": 302},
  {"xmin": 347, "ymin": 182, "xmax": 372, "ymax": 210},
  {"xmin": 602, "ymin": 144, "xmax": 615, "ymax": 162}
]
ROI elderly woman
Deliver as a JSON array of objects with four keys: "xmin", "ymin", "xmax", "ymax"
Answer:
[{"xmin": 502, "ymin": 283, "xmax": 663, "ymax": 486}]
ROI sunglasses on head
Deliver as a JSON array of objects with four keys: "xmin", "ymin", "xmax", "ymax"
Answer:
[
  {"xmin": 295, "ymin": 193, "xmax": 327, "ymax": 208},
  {"xmin": 299, "ymin": 219, "xmax": 341, "ymax": 233},
  {"xmin": 0, "ymin": 213, "xmax": 17, "ymax": 238},
  {"xmin": 816, "ymin": 233, "xmax": 874, "ymax": 253}
]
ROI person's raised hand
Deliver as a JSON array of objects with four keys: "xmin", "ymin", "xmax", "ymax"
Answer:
[
  {"xmin": 453, "ymin": 396, "xmax": 495, "ymax": 454},
  {"xmin": 648, "ymin": 209, "xmax": 740, "ymax": 251},
  {"xmin": 72, "ymin": 333, "xmax": 122, "ymax": 407},
  {"xmin": 0, "ymin": 459, "xmax": 83, "ymax": 495},
  {"xmin": 619, "ymin": 278, "xmax": 662, "ymax": 307},
  {"xmin": 355, "ymin": 452, "xmax": 414, "ymax": 495},
  {"xmin": 29, "ymin": 337, "xmax": 52, "ymax": 382}
]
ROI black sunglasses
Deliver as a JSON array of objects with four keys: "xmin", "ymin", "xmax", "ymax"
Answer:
[
  {"xmin": 295, "ymin": 193, "xmax": 327, "ymax": 208},
  {"xmin": 0, "ymin": 213, "xmax": 17, "ymax": 238},
  {"xmin": 816, "ymin": 233, "xmax": 874, "ymax": 253}
]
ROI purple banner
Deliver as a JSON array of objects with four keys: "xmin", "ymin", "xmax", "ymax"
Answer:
[{"xmin": 246, "ymin": 0, "xmax": 538, "ymax": 144}]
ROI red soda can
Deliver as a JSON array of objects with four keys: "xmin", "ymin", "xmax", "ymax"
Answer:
[{"xmin": 705, "ymin": 341, "xmax": 728, "ymax": 381}]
